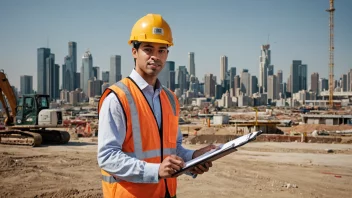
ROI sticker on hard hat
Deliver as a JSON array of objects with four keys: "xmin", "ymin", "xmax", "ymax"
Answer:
[{"xmin": 153, "ymin": 27, "xmax": 164, "ymax": 35}]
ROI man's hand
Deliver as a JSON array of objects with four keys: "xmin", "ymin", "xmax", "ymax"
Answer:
[
  {"xmin": 190, "ymin": 144, "xmax": 218, "ymax": 175},
  {"xmin": 158, "ymin": 155, "xmax": 185, "ymax": 179}
]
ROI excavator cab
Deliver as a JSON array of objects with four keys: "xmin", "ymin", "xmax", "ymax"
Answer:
[
  {"xmin": 16, "ymin": 94, "xmax": 49, "ymax": 125},
  {"xmin": 0, "ymin": 69, "xmax": 69, "ymax": 146}
]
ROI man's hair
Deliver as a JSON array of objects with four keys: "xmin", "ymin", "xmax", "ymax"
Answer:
[{"xmin": 132, "ymin": 41, "xmax": 141, "ymax": 66}]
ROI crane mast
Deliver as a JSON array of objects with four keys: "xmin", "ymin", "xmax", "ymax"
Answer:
[{"xmin": 326, "ymin": 0, "xmax": 335, "ymax": 108}]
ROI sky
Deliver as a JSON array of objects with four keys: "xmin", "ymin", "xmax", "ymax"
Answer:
[{"xmin": 0, "ymin": 0, "xmax": 351, "ymax": 91}]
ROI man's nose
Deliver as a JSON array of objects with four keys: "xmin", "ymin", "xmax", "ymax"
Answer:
[{"xmin": 150, "ymin": 53, "xmax": 160, "ymax": 61}]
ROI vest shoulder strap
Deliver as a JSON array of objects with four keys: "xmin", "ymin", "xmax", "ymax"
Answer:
[{"xmin": 161, "ymin": 85, "xmax": 178, "ymax": 116}]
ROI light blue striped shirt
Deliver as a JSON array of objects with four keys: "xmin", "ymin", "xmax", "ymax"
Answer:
[{"xmin": 97, "ymin": 69, "xmax": 195, "ymax": 183}]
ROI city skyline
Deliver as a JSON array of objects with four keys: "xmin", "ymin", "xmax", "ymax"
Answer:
[{"xmin": 1, "ymin": 0, "xmax": 351, "ymax": 89}]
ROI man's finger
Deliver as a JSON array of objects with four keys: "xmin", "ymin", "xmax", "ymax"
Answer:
[
  {"xmin": 197, "ymin": 164, "xmax": 208, "ymax": 172},
  {"xmin": 169, "ymin": 155, "xmax": 184, "ymax": 162},
  {"xmin": 193, "ymin": 166, "xmax": 203, "ymax": 174},
  {"xmin": 203, "ymin": 162, "xmax": 211, "ymax": 169},
  {"xmin": 169, "ymin": 158, "xmax": 184, "ymax": 167},
  {"xmin": 170, "ymin": 163, "xmax": 182, "ymax": 171},
  {"xmin": 170, "ymin": 155, "xmax": 183, "ymax": 161},
  {"xmin": 167, "ymin": 169, "xmax": 175, "ymax": 176}
]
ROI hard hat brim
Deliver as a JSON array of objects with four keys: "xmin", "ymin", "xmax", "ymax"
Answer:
[{"xmin": 128, "ymin": 38, "xmax": 173, "ymax": 46}]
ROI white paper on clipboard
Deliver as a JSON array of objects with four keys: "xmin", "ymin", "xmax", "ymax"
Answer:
[{"xmin": 183, "ymin": 130, "xmax": 263, "ymax": 168}]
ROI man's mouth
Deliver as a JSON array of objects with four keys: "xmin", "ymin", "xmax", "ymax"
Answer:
[{"xmin": 148, "ymin": 62, "xmax": 160, "ymax": 68}]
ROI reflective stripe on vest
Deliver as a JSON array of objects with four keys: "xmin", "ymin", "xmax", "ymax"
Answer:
[
  {"xmin": 115, "ymin": 81, "xmax": 144, "ymax": 160},
  {"xmin": 102, "ymin": 174, "xmax": 121, "ymax": 183},
  {"xmin": 161, "ymin": 85, "xmax": 176, "ymax": 115}
]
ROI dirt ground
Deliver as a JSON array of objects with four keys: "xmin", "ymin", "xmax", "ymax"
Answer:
[{"xmin": 1, "ymin": 139, "xmax": 351, "ymax": 198}]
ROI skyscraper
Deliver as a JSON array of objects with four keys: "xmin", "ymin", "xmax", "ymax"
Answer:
[
  {"xmin": 61, "ymin": 42, "xmax": 78, "ymax": 90},
  {"xmin": 62, "ymin": 55, "xmax": 75, "ymax": 91},
  {"xmin": 268, "ymin": 75, "xmax": 278, "ymax": 100},
  {"xmin": 188, "ymin": 52, "xmax": 195, "ymax": 77},
  {"xmin": 348, "ymin": 69, "xmax": 352, "ymax": 91},
  {"xmin": 189, "ymin": 75, "xmax": 199, "ymax": 96},
  {"xmin": 319, "ymin": 78, "xmax": 329, "ymax": 93},
  {"xmin": 20, "ymin": 75, "xmax": 33, "ymax": 95},
  {"xmin": 298, "ymin": 64, "xmax": 307, "ymax": 91},
  {"xmin": 311, "ymin": 73, "xmax": 319, "ymax": 93},
  {"xmin": 268, "ymin": 65, "xmax": 274, "ymax": 76},
  {"xmin": 54, "ymin": 64, "xmax": 60, "ymax": 99},
  {"xmin": 240, "ymin": 69, "xmax": 251, "ymax": 96},
  {"xmin": 87, "ymin": 78, "xmax": 103, "ymax": 97},
  {"xmin": 259, "ymin": 45, "xmax": 270, "ymax": 93},
  {"xmin": 158, "ymin": 61, "xmax": 175, "ymax": 90},
  {"xmin": 68, "ymin": 42, "xmax": 77, "ymax": 73},
  {"xmin": 46, "ymin": 53, "xmax": 59, "ymax": 100},
  {"xmin": 277, "ymin": 70, "xmax": 283, "ymax": 97},
  {"xmin": 102, "ymin": 71, "xmax": 109, "ymax": 83},
  {"xmin": 229, "ymin": 67, "xmax": 236, "ymax": 89},
  {"xmin": 233, "ymin": 75, "xmax": 240, "ymax": 96},
  {"xmin": 37, "ymin": 48, "xmax": 51, "ymax": 94},
  {"xmin": 204, "ymin": 74, "xmax": 216, "ymax": 97},
  {"xmin": 342, "ymin": 74, "xmax": 348, "ymax": 91},
  {"xmin": 277, "ymin": 70, "xmax": 283, "ymax": 84},
  {"xmin": 81, "ymin": 50, "xmax": 93, "ymax": 95},
  {"xmin": 290, "ymin": 60, "xmax": 306, "ymax": 94},
  {"xmin": 109, "ymin": 55, "xmax": 122, "ymax": 85},
  {"xmin": 220, "ymin": 56, "xmax": 228, "ymax": 82},
  {"xmin": 93, "ymin": 66, "xmax": 100, "ymax": 80},
  {"xmin": 250, "ymin": 75, "xmax": 258, "ymax": 95},
  {"xmin": 177, "ymin": 66, "xmax": 187, "ymax": 94},
  {"xmin": 75, "ymin": 73, "xmax": 80, "ymax": 89}
]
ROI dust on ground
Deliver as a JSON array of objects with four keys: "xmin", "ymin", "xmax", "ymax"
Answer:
[{"xmin": 1, "ymin": 139, "xmax": 351, "ymax": 198}]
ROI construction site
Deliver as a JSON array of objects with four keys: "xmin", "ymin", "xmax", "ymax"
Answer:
[
  {"xmin": 1, "ymin": 87, "xmax": 352, "ymax": 198},
  {"xmin": 1, "ymin": 0, "xmax": 352, "ymax": 198},
  {"xmin": 1, "ymin": 105, "xmax": 352, "ymax": 198}
]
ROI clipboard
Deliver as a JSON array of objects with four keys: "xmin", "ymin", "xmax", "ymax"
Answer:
[{"xmin": 171, "ymin": 130, "xmax": 263, "ymax": 177}]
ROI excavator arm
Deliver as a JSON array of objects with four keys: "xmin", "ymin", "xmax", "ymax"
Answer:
[{"xmin": 0, "ymin": 69, "xmax": 17, "ymax": 125}]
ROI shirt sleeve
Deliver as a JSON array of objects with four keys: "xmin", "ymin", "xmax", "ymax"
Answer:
[
  {"xmin": 97, "ymin": 93, "xmax": 160, "ymax": 183},
  {"xmin": 176, "ymin": 128, "xmax": 195, "ymax": 162},
  {"xmin": 176, "ymin": 127, "xmax": 198, "ymax": 178}
]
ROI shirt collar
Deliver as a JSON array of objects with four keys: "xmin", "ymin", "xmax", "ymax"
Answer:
[{"xmin": 129, "ymin": 69, "xmax": 162, "ymax": 91}]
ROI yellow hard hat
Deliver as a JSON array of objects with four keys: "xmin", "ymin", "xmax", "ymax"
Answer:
[{"xmin": 128, "ymin": 13, "xmax": 173, "ymax": 46}]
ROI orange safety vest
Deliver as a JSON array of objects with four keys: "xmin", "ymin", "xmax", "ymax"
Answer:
[{"xmin": 98, "ymin": 77, "xmax": 179, "ymax": 198}]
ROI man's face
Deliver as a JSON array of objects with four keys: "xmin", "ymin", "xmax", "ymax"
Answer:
[{"xmin": 132, "ymin": 42, "xmax": 169, "ymax": 77}]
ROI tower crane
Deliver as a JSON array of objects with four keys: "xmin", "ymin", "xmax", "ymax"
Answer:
[{"xmin": 326, "ymin": 0, "xmax": 335, "ymax": 108}]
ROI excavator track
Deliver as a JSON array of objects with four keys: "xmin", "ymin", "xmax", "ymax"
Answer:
[
  {"xmin": 0, "ymin": 129, "xmax": 70, "ymax": 147},
  {"xmin": 0, "ymin": 130, "xmax": 42, "ymax": 147},
  {"xmin": 32, "ymin": 129, "xmax": 70, "ymax": 145}
]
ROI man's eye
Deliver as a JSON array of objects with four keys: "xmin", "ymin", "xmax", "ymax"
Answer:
[
  {"xmin": 159, "ymin": 50, "xmax": 166, "ymax": 53},
  {"xmin": 144, "ymin": 48, "xmax": 152, "ymax": 52}
]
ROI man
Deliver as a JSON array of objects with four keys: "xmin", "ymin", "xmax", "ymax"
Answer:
[{"xmin": 97, "ymin": 13, "xmax": 215, "ymax": 198}]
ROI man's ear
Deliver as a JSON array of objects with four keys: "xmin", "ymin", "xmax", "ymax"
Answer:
[{"xmin": 132, "ymin": 48, "xmax": 138, "ymax": 59}]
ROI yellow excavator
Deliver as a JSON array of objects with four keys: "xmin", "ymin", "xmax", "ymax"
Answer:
[{"xmin": 0, "ymin": 69, "xmax": 70, "ymax": 147}]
